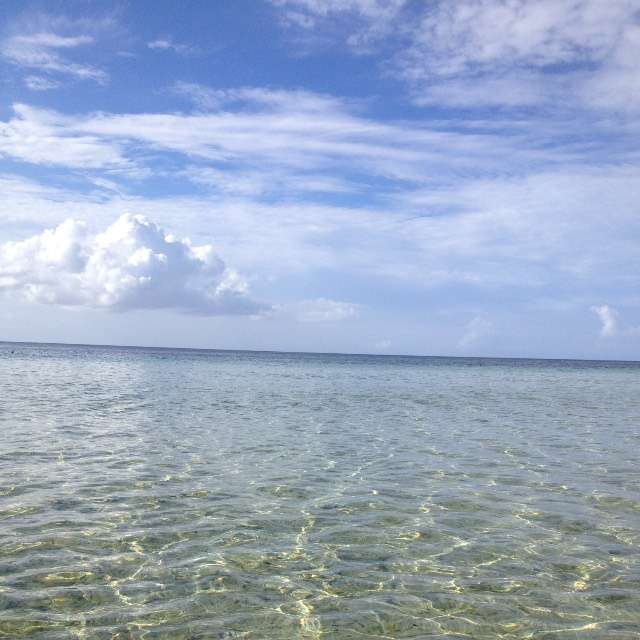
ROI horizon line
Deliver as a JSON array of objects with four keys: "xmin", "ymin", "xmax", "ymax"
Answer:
[{"xmin": 1, "ymin": 339, "xmax": 638, "ymax": 365}]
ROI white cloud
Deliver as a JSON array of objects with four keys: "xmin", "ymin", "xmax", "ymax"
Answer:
[
  {"xmin": 374, "ymin": 339, "xmax": 391, "ymax": 351},
  {"xmin": 394, "ymin": 166, "xmax": 640, "ymax": 281},
  {"xmin": 458, "ymin": 315, "xmax": 494, "ymax": 349},
  {"xmin": 274, "ymin": 0, "xmax": 404, "ymax": 22},
  {"xmin": 0, "ymin": 214, "xmax": 263, "ymax": 315},
  {"xmin": 411, "ymin": 70, "xmax": 560, "ymax": 108},
  {"xmin": 0, "ymin": 92, "xmax": 541, "ymax": 181},
  {"xmin": 403, "ymin": 0, "xmax": 639, "ymax": 110},
  {"xmin": 408, "ymin": 1, "xmax": 630, "ymax": 75},
  {"xmin": 591, "ymin": 305, "xmax": 618, "ymax": 337},
  {"xmin": 183, "ymin": 165, "xmax": 353, "ymax": 197},
  {"xmin": 579, "ymin": 23, "xmax": 640, "ymax": 112},
  {"xmin": 2, "ymin": 155, "xmax": 640, "ymax": 297},
  {"xmin": 171, "ymin": 82, "xmax": 348, "ymax": 114},
  {"xmin": 1, "ymin": 90, "xmax": 639, "ymax": 304},
  {"xmin": 1, "ymin": 87, "xmax": 583, "ymax": 182},
  {"xmin": 7, "ymin": 87, "xmax": 631, "ymax": 194},
  {"xmin": 273, "ymin": 0, "xmax": 640, "ymax": 111},
  {"xmin": 147, "ymin": 38, "xmax": 195, "ymax": 55},
  {"xmin": 2, "ymin": 30, "xmax": 107, "ymax": 83},
  {"xmin": 272, "ymin": 0, "xmax": 406, "ymax": 50},
  {"xmin": 0, "ymin": 104, "xmax": 128, "ymax": 169},
  {"xmin": 24, "ymin": 75, "xmax": 61, "ymax": 91},
  {"xmin": 294, "ymin": 298, "xmax": 360, "ymax": 322}
]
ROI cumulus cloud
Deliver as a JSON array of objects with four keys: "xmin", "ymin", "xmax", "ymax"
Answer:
[
  {"xmin": 0, "ymin": 214, "xmax": 263, "ymax": 315},
  {"xmin": 591, "ymin": 305, "xmax": 618, "ymax": 337}
]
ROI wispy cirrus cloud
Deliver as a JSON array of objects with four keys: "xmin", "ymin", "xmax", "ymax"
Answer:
[
  {"xmin": 272, "ymin": 0, "xmax": 407, "ymax": 50},
  {"xmin": 183, "ymin": 165, "xmax": 354, "ymax": 198},
  {"xmin": 0, "ymin": 104, "xmax": 128, "ymax": 169},
  {"xmin": 273, "ymin": 0, "xmax": 640, "ymax": 111},
  {"xmin": 405, "ymin": 0, "xmax": 630, "ymax": 75},
  {"xmin": 2, "ymin": 86, "xmax": 616, "ymax": 187},
  {"xmin": 0, "ymin": 214, "xmax": 263, "ymax": 315},
  {"xmin": 147, "ymin": 38, "xmax": 196, "ymax": 55},
  {"xmin": 401, "ymin": 0, "xmax": 640, "ymax": 111},
  {"xmin": 2, "ymin": 29, "xmax": 107, "ymax": 84},
  {"xmin": 273, "ymin": 0, "xmax": 405, "ymax": 26},
  {"xmin": 23, "ymin": 75, "xmax": 62, "ymax": 91},
  {"xmin": 171, "ymin": 82, "xmax": 347, "ymax": 113}
]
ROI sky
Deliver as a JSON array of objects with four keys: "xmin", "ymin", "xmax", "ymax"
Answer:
[{"xmin": 0, "ymin": 0, "xmax": 639, "ymax": 359}]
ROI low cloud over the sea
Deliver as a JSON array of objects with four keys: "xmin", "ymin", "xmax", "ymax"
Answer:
[{"xmin": 0, "ymin": 213, "xmax": 264, "ymax": 315}]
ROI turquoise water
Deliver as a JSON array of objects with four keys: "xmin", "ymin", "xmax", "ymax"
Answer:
[{"xmin": 1, "ymin": 343, "xmax": 639, "ymax": 639}]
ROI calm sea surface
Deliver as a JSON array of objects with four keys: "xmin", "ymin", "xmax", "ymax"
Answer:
[{"xmin": 1, "ymin": 343, "xmax": 639, "ymax": 639}]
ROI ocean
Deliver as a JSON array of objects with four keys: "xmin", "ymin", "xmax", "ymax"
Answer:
[{"xmin": 1, "ymin": 342, "xmax": 639, "ymax": 639}]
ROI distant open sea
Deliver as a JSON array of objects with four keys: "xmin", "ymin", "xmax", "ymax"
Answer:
[{"xmin": 1, "ymin": 342, "xmax": 639, "ymax": 639}]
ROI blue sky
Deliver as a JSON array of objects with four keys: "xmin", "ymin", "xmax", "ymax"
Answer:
[{"xmin": 1, "ymin": 0, "xmax": 639, "ymax": 358}]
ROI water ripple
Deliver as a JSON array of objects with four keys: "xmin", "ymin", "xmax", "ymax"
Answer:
[{"xmin": 1, "ymin": 344, "xmax": 639, "ymax": 638}]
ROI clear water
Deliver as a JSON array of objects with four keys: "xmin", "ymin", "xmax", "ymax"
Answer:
[{"xmin": 1, "ymin": 343, "xmax": 639, "ymax": 639}]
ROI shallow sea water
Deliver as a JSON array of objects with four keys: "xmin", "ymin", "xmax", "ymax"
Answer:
[{"xmin": 0, "ymin": 343, "xmax": 639, "ymax": 639}]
